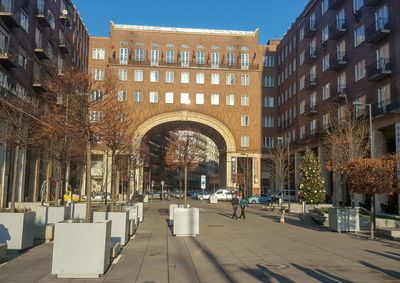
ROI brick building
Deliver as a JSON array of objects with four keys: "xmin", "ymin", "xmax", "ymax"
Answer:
[
  {"xmin": 89, "ymin": 22, "xmax": 263, "ymax": 194},
  {"xmin": 0, "ymin": 0, "xmax": 89, "ymax": 207},
  {"xmin": 273, "ymin": 0, "xmax": 399, "ymax": 213}
]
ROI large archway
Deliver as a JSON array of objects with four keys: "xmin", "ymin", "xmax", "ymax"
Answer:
[{"xmin": 134, "ymin": 110, "xmax": 238, "ymax": 191}]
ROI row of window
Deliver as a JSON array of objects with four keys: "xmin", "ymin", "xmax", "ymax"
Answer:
[
  {"xmin": 278, "ymin": 2, "xmax": 389, "ymax": 66},
  {"xmin": 112, "ymin": 91, "xmax": 251, "ymax": 106},
  {"xmin": 93, "ymin": 47, "xmax": 253, "ymax": 68},
  {"xmin": 275, "ymin": 83, "xmax": 391, "ymax": 144}
]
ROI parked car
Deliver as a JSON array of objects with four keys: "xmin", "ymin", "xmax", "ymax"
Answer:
[
  {"xmin": 92, "ymin": 192, "xmax": 110, "ymax": 201},
  {"xmin": 248, "ymin": 194, "xmax": 272, "ymax": 204},
  {"xmin": 212, "ymin": 189, "xmax": 233, "ymax": 201},
  {"xmin": 191, "ymin": 190, "xmax": 203, "ymax": 199},
  {"xmin": 271, "ymin": 190, "xmax": 296, "ymax": 202},
  {"xmin": 198, "ymin": 191, "xmax": 211, "ymax": 200}
]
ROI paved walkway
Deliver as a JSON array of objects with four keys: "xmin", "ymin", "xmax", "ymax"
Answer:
[{"xmin": 0, "ymin": 201, "xmax": 400, "ymax": 282}]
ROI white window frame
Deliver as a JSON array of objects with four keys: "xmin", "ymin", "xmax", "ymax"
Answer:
[{"xmin": 196, "ymin": 93, "xmax": 204, "ymax": 105}]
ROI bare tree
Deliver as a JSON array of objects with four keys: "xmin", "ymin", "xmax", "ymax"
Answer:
[{"xmin": 165, "ymin": 131, "xmax": 203, "ymax": 207}]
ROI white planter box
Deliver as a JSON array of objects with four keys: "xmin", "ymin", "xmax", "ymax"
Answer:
[
  {"xmin": 328, "ymin": 207, "xmax": 360, "ymax": 232},
  {"xmin": 93, "ymin": 212, "xmax": 129, "ymax": 246},
  {"xmin": 0, "ymin": 243, "xmax": 6, "ymax": 260},
  {"xmin": 173, "ymin": 208, "xmax": 199, "ymax": 237},
  {"xmin": 52, "ymin": 220, "xmax": 112, "ymax": 278},
  {"xmin": 68, "ymin": 203, "xmax": 86, "ymax": 219},
  {"xmin": 143, "ymin": 195, "xmax": 148, "ymax": 204},
  {"xmin": 36, "ymin": 206, "xmax": 70, "ymax": 224},
  {"xmin": 169, "ymin": 204, "xmax": 179, "ymax": 226},
  {"xmin": 133, "ymin": 202, "xmax": 143, "ymax": 222},
  {"xmin": 122, "ymin": 205, "xmax": 139, "ymax": 233},
  {"xmin": 0, "ymin": 212, "xmax": 35, "ymax": 250},
  {"xmin": 209, "ymin": 196, "xmax": 218, "ymax": 204},
  {"xmin": 34, "ymin": 223, "xmax": 54, "ymax": 243},
  {"xmin": 10, "ymin": 202, "xmax": 43, "ymax": 213}
]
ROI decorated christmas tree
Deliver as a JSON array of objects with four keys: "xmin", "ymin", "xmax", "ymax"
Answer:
[{"xmin": 298, "ymin": 148, "xmax": 325, "ymax": 204}]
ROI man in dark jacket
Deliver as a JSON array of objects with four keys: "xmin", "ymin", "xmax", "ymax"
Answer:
[{"xmin": 231, "ymin": 192, "xmax": 239, "ymax": 219}]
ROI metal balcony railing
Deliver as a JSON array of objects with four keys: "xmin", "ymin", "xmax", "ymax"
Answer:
[
  {"xmin": 366, "ymin": 17, "xmax": 390, "ymax": 43},
  {"xmin": 0, "ymin": 0, "xmax": 21, "ymax": 28},
  {"xmin": 367, "ymin": 58, "xmax": 391, "ymax": 81}
]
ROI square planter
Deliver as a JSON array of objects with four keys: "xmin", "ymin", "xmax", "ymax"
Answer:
[
  {"xmin": 133, "ymin": 202, "xmax": 143, "ymax": 222},
  {"xmin": 143, "ymin": 195, "xmax": 149, "ymax": 204},
  {"xmin": 0, "ymin": 243, "xmax": 6, "ymax": 260},
  {"xmin": 328, "ymin": 207, "xmax": 360, "ymax": 232},
  {"xmin": 209, "ymin": 196, "xmax": 218, "ymax": 204},
  {"xmin": 0, "ymin": 212, "xmax": 35, "ymax": 250},
  {"xmin": 36, "ymin": 206, "xmax": 70, "ymax": 224},
  {"xmin": 169, "ymin": 204, "xmax": 179, "ymax": 226},
  {"xmin": 122, "ymin": 205, "xmax": 139, "ymax": 234},
  {"xmin": 173, "ymin": 207, "xmax": 199, "ymax": 237},
  {"xmin": 11, "ymin": 202, "xmax": 43, "ymax": 213},
  {"xmin": 52, "ymin": 220, "xmax": 112, "ymax": 278},
  {"xmin": 34, "ymin": 223, "xmax": 54, "ymax": 243},
  {"xmin": 93, "ymin": 212, "xmax": 129, "ymax": 246},
  {"xmin": 68, "ymin": 203, "xmax": 86, "ymax": 219}
]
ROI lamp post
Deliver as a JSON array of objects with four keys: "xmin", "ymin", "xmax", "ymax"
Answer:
[{"xmin": 277, "ymin": 137, "xmax": 290, "ymax": 210}]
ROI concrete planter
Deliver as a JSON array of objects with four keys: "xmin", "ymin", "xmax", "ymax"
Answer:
[
  {"xmin": 10, "ymin": 202, "xmax": 43, "ymax": 213},
  {"xmin": 0, "ymin": 243, "xmax": 6, "ymax": 260},
  {"xmin": 209, "ymin": 196, "xmax": 218, "ymax": 204},
  {"xmin": 0, "ymin": 212, "xmax": 35, "ymax": 250},
  {"xmin": 376, "ymin": 218, "xmax": 400, "ymax": 228},
  {"xmin": 52, "ymin": 220, "xmax": 112, "ymax": 278},
  {"xmin": 143, "ymin": 195, "xmax": 148, "ymax": 204},
  {"xmin": 36, "ymin": 206, "xmax": 70, "ymax": 224},
  {"xmin": 133, "ymin": 202, "xmax": 143, "ymax": 222},
  {"xmin": 173, "ymin": 208, "xmax": 199, "ymax": 237},
  {"xmin": 169, "ymin": 204, "xmax": 179, "ymax": 226},
  {"xmin": 328, "ymin": 207, "xmax": 360, "ymax": 232},
  {"xmin": 122, "ymin": 205, "xmax": 139, "ymax": 235},
  {"xmin": 68, "ymin": 203, "xmax": 86, "ymax": 219},
  {"xmin": 34, "ymin": 224, "xmax": 54, "ymax": 243},
  {"xmin": 93, "ymin": 212, "xmax": 129, "ymax": 246}
]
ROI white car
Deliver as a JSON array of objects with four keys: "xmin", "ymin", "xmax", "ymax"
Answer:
[
  {"xmin": 212, "ymin": 189, "xmax": 233, "ymax": 201},
  {"xmin": 198, "ymin": 192, "xmax": 211, "ymax": 200},
  {"xmin": 92, "ymin": 192, "xmax": 110, "ymax": 201}
]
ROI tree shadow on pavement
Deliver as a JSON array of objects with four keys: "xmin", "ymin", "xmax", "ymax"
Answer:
[
  {"xmin": 292, "ymin": 263, "xmax": 353, "ymax": 283},
  {"xmin": 365, "ymin": 250, "xmax": 400, "ymax": 262},
  {"xmin": 262, "ymin": 214, "xmax": 330, "ymax": 233},
  {"xmin": 240, "ymin": 264, "xmax": 295, "ymax": 283},
  {"xmin": 359, "ymin": 260, "xmax": 400, "ymax": 279}
]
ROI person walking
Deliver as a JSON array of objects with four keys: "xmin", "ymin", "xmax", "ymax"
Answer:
[
  {"xmin": 231, "ymin": 192, "xmax": 239, "ymax": 219},
  {"xmin": 239, "ymin": 197, "xmax": 249, "ymax": 219}
]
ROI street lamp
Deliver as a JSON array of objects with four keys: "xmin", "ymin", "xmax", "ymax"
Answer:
[
  {"xmin": 277, "ymin": 137, "xmax": 290, "ymax": 210},
  {"xmin": 352, "ymin": 102, "xmax": 374, "ymax": 158}
]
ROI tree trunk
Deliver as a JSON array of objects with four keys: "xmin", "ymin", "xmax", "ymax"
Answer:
[
  {"xmin": 54, "ymin": 162, "xmax": 62, "ymax": 207},
  {"xmin": 64, "ymin": 149, "xmax": 70, "ymax": 197},
  {"xmin": 84, "ymin": 141, "xmax": 92, "ymax": 223},
  {"xmin": 32, "ymin": 155, "xmax": 40, "ymax": 202},
  {"xmin": 110, "ymin": 151, "xmax": 116, "ymax": 212},
  {"xmin": 370, "ymin": 194, "xmax": 375, "ymax": 240},
  {"xmin": 46, "ymin": 159, "xmax": 52, "ymax": 202},
  {"xmin": 10, "ymin": 144, "xmax": 20, "ymax": 212},
  {"xmin": 184, "ymin": 164, "xmax": 188, "ymax": 208}
]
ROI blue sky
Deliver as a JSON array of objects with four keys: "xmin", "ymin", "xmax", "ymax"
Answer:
[{"xmin": 73, "ymin": 0, "xmax": 309, "ymax": 44}]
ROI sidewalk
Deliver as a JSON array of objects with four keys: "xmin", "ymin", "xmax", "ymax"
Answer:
[{"xmin": 0, "ymin": 200, "xmax": 399, "ymax": 282}]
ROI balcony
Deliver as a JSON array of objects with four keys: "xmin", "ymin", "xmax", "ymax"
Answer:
[
  {"xmin": 329, "ymin": 0, "xmax": 345, "ymax": 10},
  {"xmin": 329, "ymin": 85, "xmax": 347, "ymax": 102},
  {"xmin": 329, "ymin": 52, "xmax": 347, "ymax": 71},
  {"xmin": 34, "ymin": 40, "xmax": 53, "ymax": 60},
  {"xmin": 365, "ymin": 0, "xmax": 384, "ymax": 6},
  {"xmin": 58, "ymin": 38, "xmax": 71, "ymax": 54},
  {"xmin": 304, "ymin": 47, "xmax": 317, "ymax": 64},
  {"xmin": 329, "ymin": 20, "xmax": 346, "ymax": 40},
  {"xmin": 36, "ymin": 4, "xmax": 52, "ymax": 28},
  {"xmin": 304, "ymin": 20, "xmax": 317, "ymax": 38},
  {"xmin": 59, "ymin": 9, "xmax": 72, "ymax": 27},
  {"xmin": 32, "ymin": 73, "xmax": 46, "ymax": 92},
  {"xmin": 0, "ymin": 42, "xmax": 18, "ymax": 68},
  {"xmin": 108, "ymin": 57, "xmax": 259, "ymax": 70},
  {"xmin": 304, "ymin": 104, "xmax": 317, "ymax": 116},
  {"xmin": 304, "ymin": 75, "xmax": 317, "ymax": 90},
  {"xmin": 371, "ymin": 91, "xmax": 400, "ymax": 117},
  {"xmin": 0, "ymin": 0, "xmax": 21, "ymax": 28},
  {"xmin": 366, "ymin": 18, "xmax": 390, "ymax": 43},
  {"xmin": 367, "ymin": 58, "xmax": 391, "ymax": 81}
]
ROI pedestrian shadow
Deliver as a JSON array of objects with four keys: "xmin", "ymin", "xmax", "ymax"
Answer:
[
  {"xmin": 292, "ymin": 263, "xmax": 353, "ymax": 283},
  {"xmin": 240, "ymin": 264, "xmax": 295, "ymax": 283},
  {"xmin": 359, "ymin": 260, "xmax": 400, "ymax": 279},
  {"xmin": 262, "ymin": 214, "xmax": 330, "ymax": 232},
  {"xmin": 365, "ymin": 250, "xmax": 400, "ymax": 262},
  {"xmin": 217, "ymin": 212, "xmax": 233, "ymax": 219}
]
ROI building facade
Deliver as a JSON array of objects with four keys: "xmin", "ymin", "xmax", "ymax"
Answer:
[
  {"xmin": 89, "ymin": 22, "xmax": 264, "ymax": 194},
  {"xmin": 273, "ymin": 0, "xmax": 400, "ymax": 213},
  {"xmin": 0, "ymin": 0, "xmax": 89, "ymax": 207}
]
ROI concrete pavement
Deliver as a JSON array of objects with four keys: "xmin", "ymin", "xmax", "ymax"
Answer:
[{"xmin": 0, "ymin": 200, "xmax": 399, "ymax": 282}]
